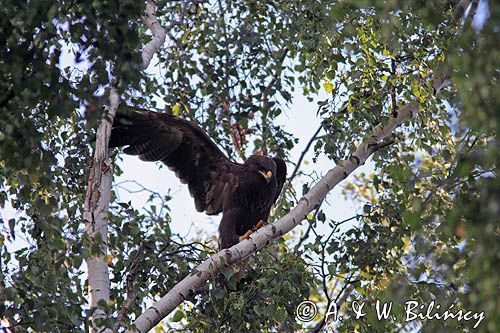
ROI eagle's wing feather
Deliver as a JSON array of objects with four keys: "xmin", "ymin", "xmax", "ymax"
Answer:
[
  {"xmin": 109, "ymin": 109, "xmax": 239, "ymax": 215},
  {"xmin": 272, "ymin": 157, "xmax": 287, "ymax": 204}
]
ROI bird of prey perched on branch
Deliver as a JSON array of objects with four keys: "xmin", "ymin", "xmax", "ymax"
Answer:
[{"xmin": 109, "ymin": 109, "xmax": 287, "ymax": 249}]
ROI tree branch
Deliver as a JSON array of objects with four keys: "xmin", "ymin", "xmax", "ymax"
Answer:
[{"xmin": 141, "ymin": 1, "xmax": 167, "ymax": 70}]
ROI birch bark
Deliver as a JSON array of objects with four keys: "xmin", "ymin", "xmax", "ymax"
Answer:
[{"xmin": 84, "ymin": 1, "xmax": 166, "ymax": 331}]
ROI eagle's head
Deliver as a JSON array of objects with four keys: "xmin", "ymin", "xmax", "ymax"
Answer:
[{"xmin": 244, "ymin": 155, "xmax": 277, "ymax": 184}]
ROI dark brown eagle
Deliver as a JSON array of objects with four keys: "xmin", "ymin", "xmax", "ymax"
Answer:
[{"xmin": 109, "ymin": 109, "xmax": 287, "ymax": 249}]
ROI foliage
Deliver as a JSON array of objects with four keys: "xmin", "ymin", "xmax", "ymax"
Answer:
[{"xmin": 0, "ymin": 0, "xmax": 498, "ymax": 332}]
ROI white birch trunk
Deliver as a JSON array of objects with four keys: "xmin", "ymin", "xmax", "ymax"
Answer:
[
  {"xmin": 84, "ymin": 1, "xmax": 166, "ymax": 331},
  {"xmin": 84, "ymin": 88, "xmax": 119, "ymax": 333}
]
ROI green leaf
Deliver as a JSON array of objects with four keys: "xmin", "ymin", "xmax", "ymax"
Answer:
[
  {"xmin": 221, "ymin": 266, "xmax": 237, "ymax": 280},
  {"xmin": 171, "ymin": 310, "xmax": 185, "ymax": 322},
  {"xmin": 47, "ymin": 4, "xmax": 57, "ymax": 20},
  {"xmin": 403, "ymin": 211, "xmax": 419, "ymax": 228},
  {"xmin": 411, "ymin": 81, "xmax": 421, "ymax": 97},
  {"xmin": 118, "ymin": 202, "xmax": 129, "ymax": 209}
]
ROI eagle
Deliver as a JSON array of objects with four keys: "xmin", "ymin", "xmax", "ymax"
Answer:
[{"xmin": 109, "ymin": 108, "xmax": 287, "ymax": 249}]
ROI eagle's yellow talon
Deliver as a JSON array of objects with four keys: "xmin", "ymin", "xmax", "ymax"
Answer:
[
  {"xmin": 253, "ymin": 220, "xmax": 266, "ymax": 230},
  {"xmin": 239, "ymin": 230, "xmax": 253, "ymax": 242}
]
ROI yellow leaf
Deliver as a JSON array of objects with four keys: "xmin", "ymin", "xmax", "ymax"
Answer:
[
  {"xmin": 172, "ymin": 103, "xmax": 182, "ymax": 116},
  {"xmin": 323, "ymin": 81, "xmax": 334, "ymax": 93},
  {"xmin": 105, "ymin": 254, "xmax": 114, "ymax": 267},
  {"xmin": 402, "ymin": 236, "xmax": 411, "ymax": 253}
]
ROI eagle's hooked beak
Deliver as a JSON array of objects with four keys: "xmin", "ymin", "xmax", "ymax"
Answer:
[{"xmin": 259, "ymin": 170, "xmax": 273, "ymax": 183}]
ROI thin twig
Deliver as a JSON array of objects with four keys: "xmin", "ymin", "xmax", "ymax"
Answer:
[
  {"xmin": 293, "ymin": 198, "xmax": 324, "ymax": 253},
  {"xmin": 289, "ymin": 122, "xmax": 324, "ymax": 181},
  {"xmin": 114, "ymin": 242, "xmax": 145, "ymax": 331},
  {"xmin": 310, "ymin": 276, "xmax": 356, "ymax": 333},
  {"xmin": 367, "ymin": 138, "xmax": 395, "ymax": 152},
  {"xmin": 260, "ymin": 48, "xmax": 289, "ymax": 154}
]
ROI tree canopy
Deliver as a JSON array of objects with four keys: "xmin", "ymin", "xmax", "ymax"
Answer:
[{"xmin": 0, "ymin": 0, "xmax": 498, "ymax": 332}]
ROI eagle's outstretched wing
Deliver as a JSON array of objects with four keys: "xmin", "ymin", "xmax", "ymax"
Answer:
[{"xmin": 109, "ymin": 108, "xmax": 239, "ymax": 215}]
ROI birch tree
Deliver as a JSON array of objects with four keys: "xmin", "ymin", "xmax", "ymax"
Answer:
[{"xmin": 0, "ymin": 1, "xmax": 497, "ymax": 333}]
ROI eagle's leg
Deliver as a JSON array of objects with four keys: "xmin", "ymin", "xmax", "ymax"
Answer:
[
  {"xmin": 238, "ymin": 229, "xmax": 253, "ymax": 242},
  {"xmin": 219, "ymin": 209, "xmax": 244, "ymax": 249}
]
